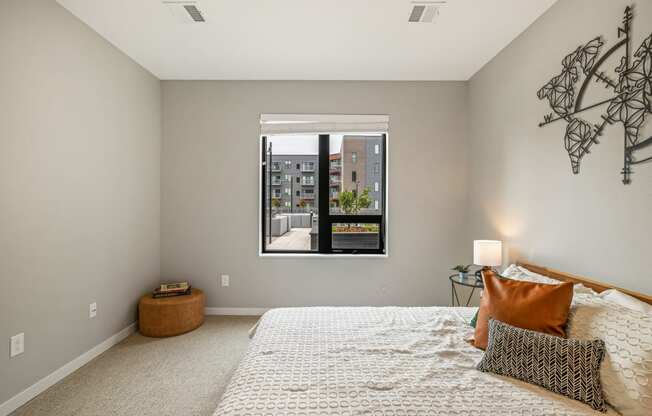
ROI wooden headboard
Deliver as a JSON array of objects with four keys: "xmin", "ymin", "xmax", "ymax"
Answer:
[{"xmin": 517, "ymin": 261, "xmax": 652, "ymax": 306}]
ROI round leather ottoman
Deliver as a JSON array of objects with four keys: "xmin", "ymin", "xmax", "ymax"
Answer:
[{"xmin": 139, "ymin": 288, "xmax": 205, "ymax": 337}]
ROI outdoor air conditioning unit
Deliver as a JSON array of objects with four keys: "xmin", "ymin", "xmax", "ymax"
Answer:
[
  {"xmin": 408, "ymin": 1, "xmax": 446, "ymax": 23},
  {"xmin": 163, "ymin": 1, "xmax": 206, "ymax": 23}
]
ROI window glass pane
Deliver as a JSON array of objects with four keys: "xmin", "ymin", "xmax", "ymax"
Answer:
[
  {"xmin": 264, "ymin": 135, "xmax": 319, "ymax": 252},
  {"xmin": 331, "ymin": 223, "xmax": 380, "ymax": 250},
  {"xmin": 329, "ymin": 134, "xmax": 384, "ymax": 215}
]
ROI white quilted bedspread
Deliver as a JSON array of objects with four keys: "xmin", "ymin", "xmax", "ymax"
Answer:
[{"xmin": 214, "ymin": 307, "xmax": 615, "ymax": 415}]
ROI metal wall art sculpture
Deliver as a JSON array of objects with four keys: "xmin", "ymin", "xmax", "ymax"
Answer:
[{"xmin": 537, "ymin": 6, "xmax": 652, "ymax": 184}]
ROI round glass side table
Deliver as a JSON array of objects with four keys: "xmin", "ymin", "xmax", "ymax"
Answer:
[{"xmin": 449, "ymin": 274, "xmax": 484, "ymax": 307}]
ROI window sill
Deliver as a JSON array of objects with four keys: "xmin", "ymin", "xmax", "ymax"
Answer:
[{"xmin": 259, "ymin": 253, "xmax": 388, "ymax": 259}]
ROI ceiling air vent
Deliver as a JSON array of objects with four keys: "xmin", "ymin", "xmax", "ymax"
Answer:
[
  {"xmin": 408, "ymin": 1, "xmax": 446, "ymax": 23},
  {"xmin": 163, "ymin": 1, "xmax": 206, "ymax": 23},
  {"xmin": 183, "ymin": 5, "xmax": 205, "ymax": 22}
]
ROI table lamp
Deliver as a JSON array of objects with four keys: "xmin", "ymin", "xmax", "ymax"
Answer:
[{"xmin": 473, "ymin": 240, "xmax": 502, "ymax": 280}]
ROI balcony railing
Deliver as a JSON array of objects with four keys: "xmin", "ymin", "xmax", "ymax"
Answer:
[
  {"xmin": 271, "ymin": 178, "xmax": 282, "ymax": 186},
  {"xmin": 301, "ymin": 193, "xmax": 316, "ymax": 199},
  {"xmin": 302, "ymin": 178, "xmax": 315, "ymax": 186},
  {"xmin": 330, "ymin": 192, "xmax": 339, "ymax": 199},
  {"xmin": 301, "ymin": 163, "xmax": 315, "ymax": 172},
  {"xmin": 271, "ymin": 163, "xmax": 282, "ymax": 172}
]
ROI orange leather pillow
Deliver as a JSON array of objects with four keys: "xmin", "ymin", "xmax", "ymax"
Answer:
[{"xmin": 473, "ymin": 270, "xmax": 574, "ymax": 349}]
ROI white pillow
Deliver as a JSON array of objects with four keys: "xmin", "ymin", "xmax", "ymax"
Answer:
[
  {"xmin": 573, "ymin": 283, "xmax": 599, "ymax": 296},
  {"xmin": 599, "ymin": 289, "xmax": 652, "ymax": 314},
  {"xmin": 501, "ymin": 264, "xmax": 598, "ymax": 295},
  {"xmin": 501, "ymin": 264, "xmax": 561, "ymax": 285},
  {"xmin": 568, "ymin": 294, "xmax": 652, "ymax": 416}
]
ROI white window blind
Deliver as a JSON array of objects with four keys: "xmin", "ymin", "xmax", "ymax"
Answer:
[{"xmin": 260, "ymin": 114, "xmax": 389, "ymax": 135}]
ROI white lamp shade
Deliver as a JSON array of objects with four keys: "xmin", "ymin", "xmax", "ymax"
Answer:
[{"xmin": 473, "ymin": 240, "xmax": 502, "ymax": 267}]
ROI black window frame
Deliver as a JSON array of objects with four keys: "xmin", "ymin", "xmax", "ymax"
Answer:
[{"xmin": 261, "ymin": 134, "xmax": 387, "ymax": 255}]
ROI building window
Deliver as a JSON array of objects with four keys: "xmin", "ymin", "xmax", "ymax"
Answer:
[{"xmin": 261, "ymin": 132, "xmax": 387, "ymax": 255}]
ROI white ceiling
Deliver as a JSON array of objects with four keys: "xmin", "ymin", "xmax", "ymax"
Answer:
[{"xmin": 56, "ymin": 0, "xmax": 557, "ymax": 80}]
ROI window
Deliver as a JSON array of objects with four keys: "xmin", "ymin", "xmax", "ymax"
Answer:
[
  {"xmin": 260, "ymin": 115, "xmax": 387, "ymax": 255},
  {"xmin": 285, "ymin": 160, "xmax": 292, "ymax": 168}
]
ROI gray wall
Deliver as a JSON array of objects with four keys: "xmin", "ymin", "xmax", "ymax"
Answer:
[
  {"xmin": 162, "ymin": 81, "xmax": 469, "ymax": 308},
  {"xmin": 468, "ymin": 0, "xmax": 652, "ymax": 294},
  {"xmin": 0, "ymin": 0, "xmax": 161, "ymax": 405}
]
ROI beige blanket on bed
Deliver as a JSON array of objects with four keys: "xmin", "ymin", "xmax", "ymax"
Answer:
[{"xmin": 215, "ymin": 306, "xmax": 615, "ymax": 415}]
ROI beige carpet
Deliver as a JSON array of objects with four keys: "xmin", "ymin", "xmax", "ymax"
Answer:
[{"xmin": 12, "ymin": 316, "xmax": 259, "ymax": 416}]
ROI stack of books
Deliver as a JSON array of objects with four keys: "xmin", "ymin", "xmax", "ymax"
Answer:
[{"xmin": 153, "ymin": 281, "xmax": 192, "ymax": 298}]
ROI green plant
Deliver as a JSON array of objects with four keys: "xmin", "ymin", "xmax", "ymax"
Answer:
[
  {"xmin": 451, "ymin": 264, "xmax": 472, "ymax": 273},
  {"xmin": 271, "ymin": 198, "xmax": 281, "ymax": 209},
  {"xmin": 339, "ymin": 187, "xmax": 372, "ymax": 214},
  {"xmin": 298, "ymin": 199, "xmax": 307, "ymax": 209}
]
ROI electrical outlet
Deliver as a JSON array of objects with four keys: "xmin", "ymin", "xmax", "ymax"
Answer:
[
  {"xmin": 221, "ymin": 274, "xmax": 230, "ymax": 287},
  {"xmin": 10, "ymin": 333, "xmax": 24, "ymax": 358},
  {"xmin": 89, "ymin": 302, "xmax": 97, "ymax": 318}
]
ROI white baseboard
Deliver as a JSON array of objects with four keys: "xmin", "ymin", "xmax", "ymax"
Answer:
[
  {"xmin": 0, "ymin": 322, "xmax": 136, "ymax": 416},
  {"xmin": 205, "ymin": 307, "xmax": 269, "ymax": 316}
]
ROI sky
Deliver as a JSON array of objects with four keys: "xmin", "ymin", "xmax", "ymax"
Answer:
[
  {"xmin": 267, "ymin": 135, "xmax": 340, "ymax": 155},
  {"xmin": 267, "ymin": 134, "xmax": 381, "ymax": 155}
]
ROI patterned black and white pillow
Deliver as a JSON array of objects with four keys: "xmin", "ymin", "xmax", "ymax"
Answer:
[{"xmin": 477, "ymin": 319, "xmax": 607, "ymax": 412}]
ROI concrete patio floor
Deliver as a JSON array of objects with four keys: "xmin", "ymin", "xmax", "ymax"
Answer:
[{"xmin": 268, "ymin": 228, "xmax": 312, "ymax": 250}]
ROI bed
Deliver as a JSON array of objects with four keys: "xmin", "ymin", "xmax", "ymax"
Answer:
[{"xmin": 214, "ymin": 264, "xmax": 650, "ymax": 415}]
